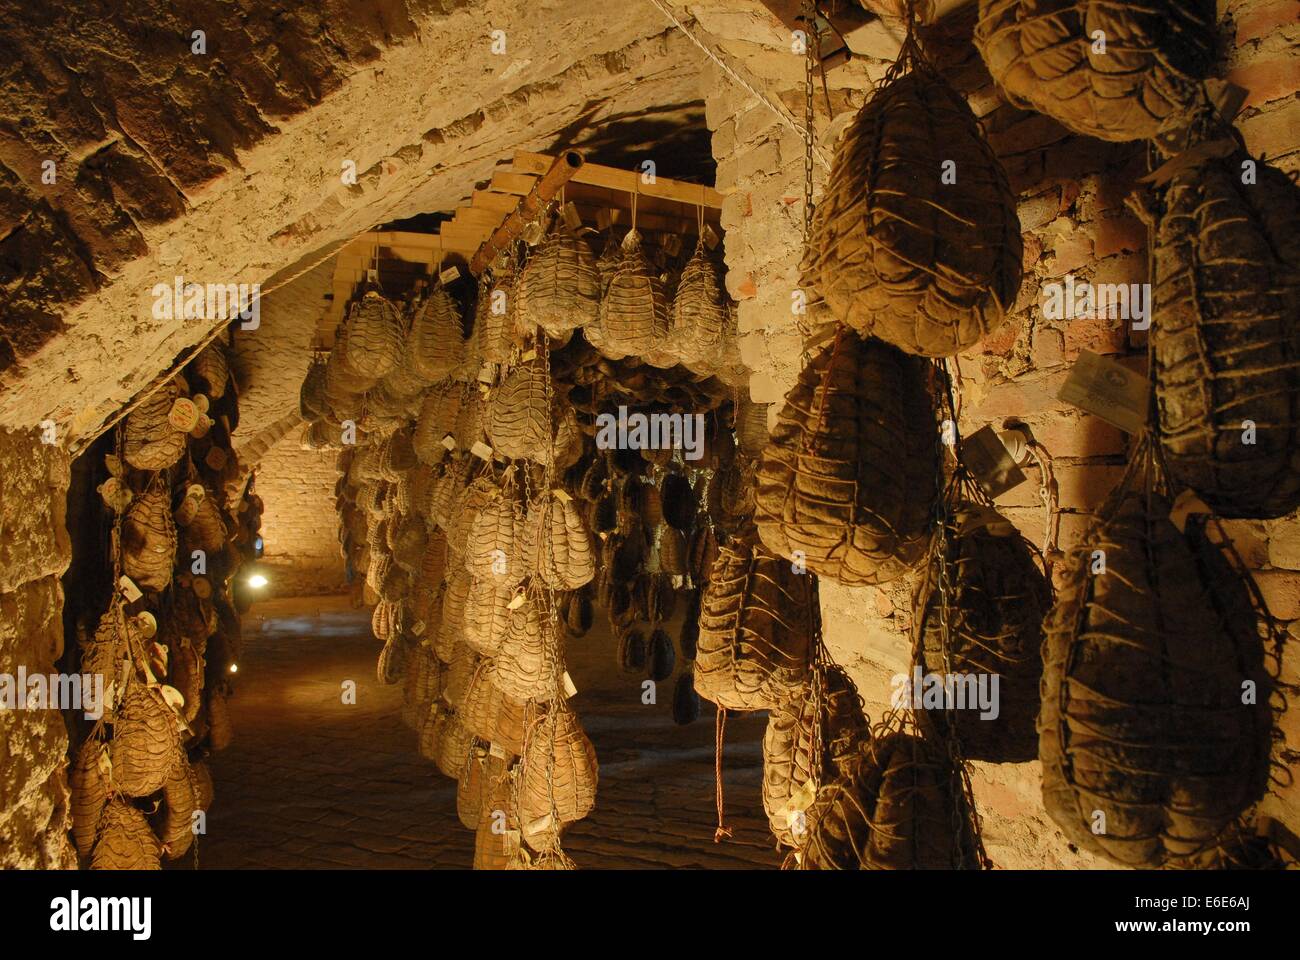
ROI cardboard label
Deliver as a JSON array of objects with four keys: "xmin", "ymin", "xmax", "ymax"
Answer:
[
  {"xmin": 168, "ymin": 397, "xmax": 200, "ymax": 432},
  {"xmin": 470, "ymin": 440, "xmax": 494, "ymax": 461},
  {"xmin": 562, "ymin": 671, "xmax": 577, "ymax": 698},
  {"xmin": 488, "ymin": 742, "xmax": 507, "ymax": 759},
  {"xmin": 520, "ymin": 349, "xmax": 536, "ymax": 362},
  {"xmin": 477, "ymin": 362, "xmax": 496, "ymax": 384},
  {"xmin": 702, "ymin": 224, "xmax": 720, "ymax": 250},
  {"xmin": 521, "ymin": 220, "xmax": 545, "ymax": 246},
  {"xmin": 962, "ymin": 425, "xmax": 1027, "ymax": 499},
  {"xmin": 133, "ymin": 611, "xmax": 158, "ymax": 639},
  {"xmin": 441, "ymin": 434, "xmax": 456, "ymax": 450},
  {"xmin": 662, "ymin": 234, "xmax": 682, "ymax": 257},
  {"xmin": 1058, "ymin": 350, "xmax": 1149, "ymax": 435},
  {"xmin": 553, "ymin": 487, "xmax": 572, "ymax": 503},
  {"xmin": 118, "ymin": 576, "xmax": 143, "ymax": 603},
  {"xmin": 438, "ymin": 265, "xmax": 460, "ymax": 285},
  {"xmin": 562, "ymin": 201, "xmax": 583, "ymax": 231},
  {"xmin": 507, "ymin": 592, "xmax": 526, "ymax": 611}
]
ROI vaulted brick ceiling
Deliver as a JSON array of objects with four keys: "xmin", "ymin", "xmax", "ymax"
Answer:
[{"xmin": 0, "ymin": 0, "xmax": 709, "ymax": 441}]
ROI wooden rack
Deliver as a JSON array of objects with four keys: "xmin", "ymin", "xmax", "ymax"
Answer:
[{"xmin": 317, "ymin": 149, "xmax": 724, "ymax": 348}]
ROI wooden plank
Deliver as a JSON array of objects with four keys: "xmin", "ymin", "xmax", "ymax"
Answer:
[
  {"xmin": 471, "ymin": 190, "xmax": 519, "ymax": 214},
  {"xmin": 511, "ymin": 150, "xmax": 723, "ymax": 208},
  {"xmin": 451, "ymin": 207, "xmax": 504, "ymax": 229},
  {"xmin": 490, "ymin": 171, "xmax": 538, "ymax": 196}
]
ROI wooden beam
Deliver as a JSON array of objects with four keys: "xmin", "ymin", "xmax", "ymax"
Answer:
[
  {"xmin": 471, "ymin": 150, "xmax": 585, "ymax": 275},
  {"xmin": 510, "ymin": 150, "xmax": 723, "ymax": 208}
]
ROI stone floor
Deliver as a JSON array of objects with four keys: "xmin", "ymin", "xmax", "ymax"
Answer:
[{"xmin": 194, "ymin": 595, "xmax": 782, "ymax": 870}]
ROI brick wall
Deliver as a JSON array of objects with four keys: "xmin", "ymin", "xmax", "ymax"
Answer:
[
  {"xmin": 693, "ymin": 0, "xmax": 1299, "ymax": 867},
  {"xmin": 252, "ymin": 435, "xmax": 346, "ymax": 598}
]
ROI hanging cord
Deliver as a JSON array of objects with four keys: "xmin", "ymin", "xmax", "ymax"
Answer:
[
  {"xmin": 926, "ymin": 358, "xmax": 991, "ymax": 869},
  {"xmin": 713, "ymin": 704, "xmax": 732, "ymax": 842},
  {"xmin": 642, "ymin": 0, "xmax": 830, "ymax": 169}
]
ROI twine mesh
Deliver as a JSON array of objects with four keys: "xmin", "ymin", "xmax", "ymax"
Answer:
[
  {"xmin": 1138, "ymin": 111, "xmax": 1300, "ymax": 519},
  {"xmin": 974, "ymin": 0, "xmax": 1215, "ymax": 143},
  {"xmin": 516, "ymin": 218, "xmax": 602, "ymax": 338},
  {"xmin": 1040, "ymin": 435, "xmax": 1280, "ymax": 868},
  {"xmin": 755, "ymin": 330, "xmax": 938, "ymax": 585},
  {"xmin": 694, "ymin": 540, "xmax": 815, "ymax": 711},
  {"xmin": 802, "ymin": 15, "xmax": 1022, "ymax": 356}
]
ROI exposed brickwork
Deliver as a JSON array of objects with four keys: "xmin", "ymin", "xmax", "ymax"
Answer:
[
  {"xmin": 689, "ymin": 0, "xmax": 1300, "ymax": 866},
  {"xmin": 252, "ymin": 437, "xmax": 346, "ymax": 597}
]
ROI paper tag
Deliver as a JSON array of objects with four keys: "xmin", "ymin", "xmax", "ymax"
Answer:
[
  {"xmin": 118, "ymin": 576, "xmax": 143, "ymax": 603},
  {"xmin": 527, "ymin": 813, "xmax": 553, "ymax": 835},
  {"xmin": 562, "ymin": 201, "xmax": 583, "ymax": 231},
  {"xmin": 507, "ymin": 592, "xmax": 526, "ymax": 611},
  {"xmin": 439, "ymin": 265, "xmax": 460, "ymax": 285},
  {"xmin": 440, "ymin": 434, "xmax": 456, "ymax": 451},
  {"xmin": 488, "ymin": 742, "xmax": 507, "ymax": 759},
  {"xmin": 702, "ymin": 224, "xmax": 720, "ymax": 250},
  {"xmin": 553, "ymin": 487, "xmax": 572, "ymax": 503},
  {"xmin": 366, "ymin": 268, "xmax": 379, "ymax": 283},
  {"xmin": 175, "ymin": 495, "xmax": 199, "ymax": 526},
  {"xmin": 168, "ymin": 397, "xmax": 200, "ymax": 432},
  {"xmin": 596, "ymin": 208, "xmax": 613, "ymax": 231},
  {"xmin": 521, "ymin": 220, "xmax": 545, "ymax": 246},
  {"xmin": 662, "ymin": 234, "xmax": 682, "ymax": 257},
  {"xmin": 520, "ymin": 348, "xmax": 536, "ymax": 362},
  {"xmin": 1058, "ymin": 350, "xmax": 1150, "ymax": 435},
  {"xmin": 188, "ymin": 484, "xmax": 207, "ymax": 501},
  {"xmin": 962, "ymin": 425, "xmax": 1027, "ymax": 499},
  {"xmin": 205, "ymin": 447, "xmax": 228, "ymax": 471},
  {"xmin": 470, "ymin": 440, "xmax": 494, "ymax": 461},
  {"xmin": 561, "ymin": 671, "xmax": 577, "ymax": 698}
]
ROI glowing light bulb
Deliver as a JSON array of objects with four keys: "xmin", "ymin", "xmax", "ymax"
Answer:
[
  {"xmin": 229, "ymin": 663, "xmax": 239, "ymax": 674},
  {"xmin": 248, "ymin": 574, "xmax": 268, "ymax": 588}
]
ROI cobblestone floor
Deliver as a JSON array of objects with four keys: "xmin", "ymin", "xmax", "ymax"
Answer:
[{"xmin": 196, "ymin": 595, "xmax": 782, "ymax": 870}]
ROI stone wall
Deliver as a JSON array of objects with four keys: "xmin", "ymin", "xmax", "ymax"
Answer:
[
  {"xmin": 0, "ymin": 428, "xmax": 75, "ymax": 868},
  {"xmin": 692, "ymin": 0, "xmax": 1300, "ymax": 867},
  {"xmin": 252, "ymin": 435, "xmax": 346, "ymax": 598}
]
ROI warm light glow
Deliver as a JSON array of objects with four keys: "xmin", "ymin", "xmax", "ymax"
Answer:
[
  {"xmin": 229, "ymin": 663, "xmax": 239, "ymax": 674},
  {"xmin": 248, "ymin": 574, "xmax": 268, "ymax": 588}
]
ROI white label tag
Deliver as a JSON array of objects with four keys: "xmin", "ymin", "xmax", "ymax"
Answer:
[
  {"xmin": 441, "ymin": 434, "xmax": 456, "ymax": 450},
  {"xmin": 520, "ymin": 349, "xmax": 536, "ymax": 362},
  {"xmin": 702, "ymin": 224, "xmax": 720, "ymax": 250},
  {"xmin": 553, "ymin": 487, "xmax": 572, "ymax": 503},
  {"xmin": 488, "ymin": 742, "xmax": 507, "ymax": 759},
  {"xmin": 118, "ymin": 576, "xmax": 143, "ymax": 603},
  {"xmin": 562, "ymin": 201, "xmax": 583, "ymax": 230},
  {"xmin": 1058, "ymin": 350, "xmax": 1149, "ymax": 435},
  {"xmin": 507, "ymin": 592, "xmax": 526, "ymax": 611},
  {"xmin": 962, "ymin": 425, "xmax": 1027, "ymax": 499},
  {"xmin": 477, "ymin": 362, "xmax": 496, "ymax": 384},
  {"xmin": 439, "ymin": 265, "xmax": 460, "ymax": 285},
  {"xmin": 562, "ymin": 671, "xmax": 577, "ymax": 698},
  {"xmin": 470, "ymin": 440, "xmax": 494, "ymax": 461}
]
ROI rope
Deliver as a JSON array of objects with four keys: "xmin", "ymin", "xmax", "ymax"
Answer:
[
  {"xmin": 643, "ymin": 0, "xmax": 831, "ymax": 170},
  {"xmin": 713, "ymin": 704, "xmax": 733, "ymax": 842}
]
